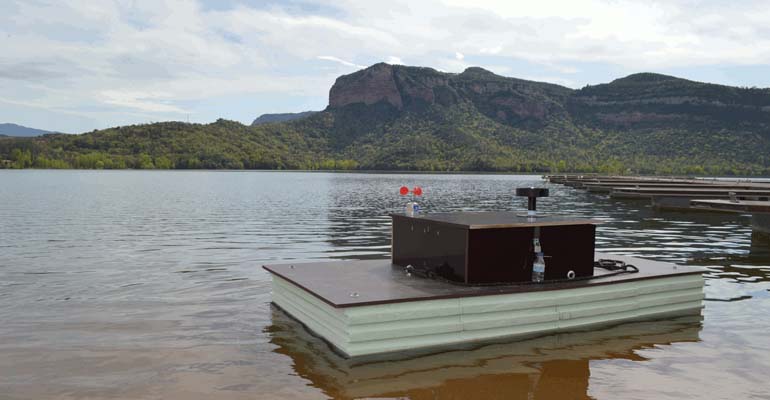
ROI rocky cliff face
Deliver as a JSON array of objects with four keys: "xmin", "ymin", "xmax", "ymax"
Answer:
[
  {"xmin": 327, "ymin": 63, "xmax": 569, "ymax": 125},
  {"xmin": 326, "ymin": 63, "xmax": 770, "ymax": 132},
  {"xmin": 329, "ymin": 63, "xmax": 404, "ymax": 109}
]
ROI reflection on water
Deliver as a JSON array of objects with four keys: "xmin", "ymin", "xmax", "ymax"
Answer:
[
  {"xmin": 269, "ymin": 307, "xmax": 702, "ymax": 400},
  {"xmin": 1, "ymin": 171, "xmax": 769, "ymax": 399}
]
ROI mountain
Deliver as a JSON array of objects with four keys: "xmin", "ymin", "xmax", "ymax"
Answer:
[
  {"xmin": 2, "ymin": 63, "xmax": 770, "ymax": 174},
  {"xmin": 297, "ymin": 64, "xmax": 770, "ymax": 173},
  {"xmin": 0, "ymin": 123, "xmax": 56, "ymax": 137},
  {"xmin": 328, "ymin": 64, "xmax": 571, "ymax": 125},
  {"xmin": 251, "ymin": 111, "xmax": 317, "ymax": 125},
  {"xmin": 570, "ymin": 73, "xmax": 770, "ymax": 130}
]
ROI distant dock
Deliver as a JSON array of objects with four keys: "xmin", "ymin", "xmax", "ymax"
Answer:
[{"xmin": 545, "ymin": 174, "xmax": 770, "ymax": 236}]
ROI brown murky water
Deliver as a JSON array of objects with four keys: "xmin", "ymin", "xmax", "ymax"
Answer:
[{"xmin": 1, "ymin": 171, "xmax": 769, "ymax": 399}]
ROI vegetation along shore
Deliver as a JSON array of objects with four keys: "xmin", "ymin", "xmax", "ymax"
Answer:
[{"xmin": 3, "ymin": 63, "xmax": 770, "ymax": 175}]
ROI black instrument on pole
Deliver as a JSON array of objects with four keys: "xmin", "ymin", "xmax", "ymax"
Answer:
[{"xmin": 516, "ymin": 187, "xmax": 549, "ymax": 216}]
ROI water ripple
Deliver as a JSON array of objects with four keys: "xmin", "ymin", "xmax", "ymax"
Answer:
[{"xmin": 1, "ymin": 170, "xmax": 769, "ymax": 399}]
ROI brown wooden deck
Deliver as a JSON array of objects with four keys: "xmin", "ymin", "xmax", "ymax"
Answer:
[
  {"xmin": 391, "ymin": 211, "xmax": 599, "ymax": 229},
  {"xmin": 263, "ymin": 253, "xmax": 702, "ymax": 308}
]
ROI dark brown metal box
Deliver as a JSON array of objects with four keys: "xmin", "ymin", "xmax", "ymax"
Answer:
[{"xmin": 391, "ymin": 212, "xmax": 597, "ymax": 284}]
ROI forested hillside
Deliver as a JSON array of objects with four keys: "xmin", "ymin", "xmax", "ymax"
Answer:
[
  {"xmin": 2, "ymin": 63, "xmax": 770, "ymax": 175},
  {"xmin": 251, "ymin": 111, "xmax": 318, "ymax": 125}
]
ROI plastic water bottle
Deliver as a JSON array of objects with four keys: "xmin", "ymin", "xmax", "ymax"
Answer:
[
  {"xmin": 405, "ymin": 202, "xmax": 420, "ymax": 216},
  {"xmin": 532, "ymin": 253, "xmax": 546, "ymax": 282},
  {"xmin": 532, "ymin": 238, "xmax": 545, "ymax": 282}
]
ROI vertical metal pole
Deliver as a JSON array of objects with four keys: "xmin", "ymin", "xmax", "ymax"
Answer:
[{"xmin": 528, "ymin": 197, "xmax": 536, "ymax": 212}]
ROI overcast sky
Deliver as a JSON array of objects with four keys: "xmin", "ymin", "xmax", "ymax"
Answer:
[{"xmin": 2, "ymin": 0, "xmax": 770, "ymax": 133}]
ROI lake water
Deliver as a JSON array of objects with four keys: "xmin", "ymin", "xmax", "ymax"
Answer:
[{"xmin": 1, "ymin": 170, "xmax": 769, "ymax": 399}]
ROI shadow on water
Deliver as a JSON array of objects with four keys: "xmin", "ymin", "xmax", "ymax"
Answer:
[
  {"xmin": 748, "ymin": 231, "xmax": 770, "ymax": 260},
  {"xmin": 266, "ymin": 306, "xmax": 703, "ymax": 400}
]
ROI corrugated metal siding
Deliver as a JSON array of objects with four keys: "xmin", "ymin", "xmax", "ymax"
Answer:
[{"xmin": 271, "ymin": 274, "xmax": 704, "ymax": 357}]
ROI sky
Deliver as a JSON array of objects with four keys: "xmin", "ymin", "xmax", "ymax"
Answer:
[{"xmin": 2, "ymin": 0, "xmax": 770, "ymax": 133}]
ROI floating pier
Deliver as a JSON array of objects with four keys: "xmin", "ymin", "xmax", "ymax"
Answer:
[
  {"xmin": 585, "ymin": 181, "xmax": 770, "ymax": 194},
  {"xmin": 611, "ymin": 187, "xmax": 770, "ymax": 211},
  {"xmin": 547, "ymin": 174, "xmax": 712, "ymax": 188},
  {"xmin": 545, "ymin": 174, "xmax": 770, "ymax": 237},
  {"xmin": 546, "ymin": 174, "xmax": 770, "ymax": 211}
]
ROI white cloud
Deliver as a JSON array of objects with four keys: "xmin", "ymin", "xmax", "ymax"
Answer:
[
  {"xmin": 317, "ymin": 56, "xmax": 366, "ymax": 69},
  {"xmin": 3, "ymin": 0, "xmax": 770, "ymax": 132},
  {"xmin": 99, "ymin": 90, "xmax": 187, "ymax": 113},
  {"xmin": 480, "ymin": 46, "xmax": 503, "ymax": 55}
]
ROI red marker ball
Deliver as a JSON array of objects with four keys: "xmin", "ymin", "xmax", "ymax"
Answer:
[
  {"xmin": 413, "ymin": 186, "xmax": 423, "ymax": 196},
  {"xmin": 399, "ymin": 186, "xmax": 409, "ymax": 195}
]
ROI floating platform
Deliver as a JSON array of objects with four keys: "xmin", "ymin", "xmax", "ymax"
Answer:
[
  {"xmin": 546, "ymin": 173, "xmax": 770, "ymax": 243},
  {"xmin": 610, "ymin": 187, "xmax": 770, "ymax": 199},
  {"xmin": 585, "ymin": 181, "xmax": 770, "ymax": 193},
  {"xmin": 263, "ymin": 253, "xmax": 704, "ymax": 357},
  {"xmin": 606, "ymin": 187, "xmax": 770, "ymax": 211},
  {"xmin": 545, "ymin": 174, "xmax": 769, "ymax": 187},
  {"xmin": 691, "ymin": 199, "xmax": 770, "ymax": 213},
  {"xmin": 546, "ymin": 174, "xmax": 770, "ymax": 212}
]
